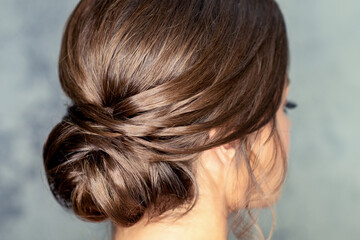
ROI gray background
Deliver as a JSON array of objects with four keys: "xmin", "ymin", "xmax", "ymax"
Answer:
[{"xmin": 0, "ymin": 0, "xmax": 359, "ymax": 239}]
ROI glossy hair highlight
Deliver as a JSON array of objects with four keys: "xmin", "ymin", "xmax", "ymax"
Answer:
[{"xmin": 43, "ymin": 0, "xmax": 289, "ymax": 239}]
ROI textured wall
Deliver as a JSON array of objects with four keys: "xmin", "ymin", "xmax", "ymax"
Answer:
[
  {"xmin": 0, "ymin": 0, "xmax": 359, "ymax": 239},
  {"xmin": 0, "ymin": 0, "xmax": 110, "ymax": 239},
  {"xmin": 273, "ymin": 0, "xmax": 360, "ymax": 239}
]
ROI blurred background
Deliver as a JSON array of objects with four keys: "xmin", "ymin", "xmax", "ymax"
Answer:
[{"xmin": 0, "ymin": 0, "xmax": 359, "ymax": 239}]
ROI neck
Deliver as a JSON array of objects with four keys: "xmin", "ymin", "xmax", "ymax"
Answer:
[
  {"xmin": 113, "ymin": 200, "xmax": 228, "ymax": 240},
  {"xmin": 113, "ymin": 150, "xmax": 233, "ymax": 240},
  {"xmin": 113, "ymin": 173, "xmax": 229, "ymax": 240}
]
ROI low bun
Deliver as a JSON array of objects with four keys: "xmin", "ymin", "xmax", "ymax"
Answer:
[{"xmin": 43, "ymin": 107, "xmax": 197, "ymax": 226}]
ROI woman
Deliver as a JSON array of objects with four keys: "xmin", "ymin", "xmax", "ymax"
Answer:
[{"xmin": 43, "ymin": 0, "xmax": 296, "ymax": 239}]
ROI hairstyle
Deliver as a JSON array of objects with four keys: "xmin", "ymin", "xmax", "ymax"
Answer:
[{"xmin": 43, "ymin": 0, "xmax": 289, "ymax": 239}]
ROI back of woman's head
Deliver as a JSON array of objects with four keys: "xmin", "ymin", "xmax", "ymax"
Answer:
[{"xmin": 43, "ymin": 0, "xmax": 288, "ymax": 236}]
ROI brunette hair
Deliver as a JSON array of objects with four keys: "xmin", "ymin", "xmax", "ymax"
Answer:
[{"xmin": 43, "ymin": 0, "xmax": 289, "ymax": 239}]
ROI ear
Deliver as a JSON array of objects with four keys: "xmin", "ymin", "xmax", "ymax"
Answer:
[
  {"xmin": 209, "ymin": 129, "xmax": 236, "ymax": 166},
  {"xmin": 214, "ymin": 144, "xmax": 236, "ymax": 166}
]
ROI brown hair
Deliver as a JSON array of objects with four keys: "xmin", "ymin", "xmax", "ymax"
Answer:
[{"xmin": 43, "ymin": 0, "xmax": 289, "ymax": 238}]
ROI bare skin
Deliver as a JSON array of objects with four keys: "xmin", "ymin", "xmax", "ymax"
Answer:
[
  {"xmin": 114, "ymin": 84, "xmax": 291, "ymax": 240},
  {"xmin": 113, "ymin": 145, "xmax": 233, "ymax": 240}
]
